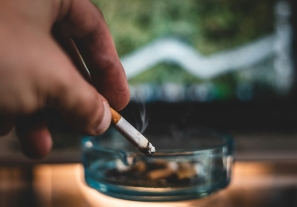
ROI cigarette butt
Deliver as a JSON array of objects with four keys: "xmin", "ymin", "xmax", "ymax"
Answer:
[
  {"xmin": 176, "ymin": 163, "xmax": 198, "ymax": 179},
  {"xmin": 153, "ymin": 159, "xmax": 167, "ymax": 166},
  {"xmin": 132, "ymin": 161, "xmax": 146, "ymax": 173},
  {"xmin": 115, "ymin": 159, "xmax": 131, "ymax": 172},
  {"xmin": 146, "ymin": 168, "xmax": 173, "ymax": 180},
  {"xmin": 146, "ymin": 162, "xmax": 178, "ymax": 180}
]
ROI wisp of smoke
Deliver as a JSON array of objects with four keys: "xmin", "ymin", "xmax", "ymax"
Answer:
[{"xmin": 134, "ymin": 101, "xmax": 149, "ymax": 134}]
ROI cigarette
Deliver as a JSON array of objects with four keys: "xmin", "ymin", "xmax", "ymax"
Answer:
[{"xmin": 110, "ymin": 108, "xmax": 156, "ymax": 156}]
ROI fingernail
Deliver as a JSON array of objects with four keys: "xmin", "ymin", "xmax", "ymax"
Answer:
[{"xmin": 96, "ymin": 101, "xmax": 111, "ymax": 134}]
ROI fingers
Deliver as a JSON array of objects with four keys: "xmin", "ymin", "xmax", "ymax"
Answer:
[
  {"xmin": 55, "ymin": 0, "xmax": 130, "ymax": 110},
  {"xmin": 15, "ymin": 37, "xmax": 113, "ymax": 159},
  {"xmin": 14, "ymin": 38, "xmax": 113, "ymax": 158},
  {"xmin": 0, "ymin": 0, "xmax": 129, "ymax": 159},
  {"xmin": 40, "ymin": 38, "xmax": 112, "ymax": 136},
  {"xmin": 0, "ymin": 0, "xmax": 128, "ymax": 160},
  {"xmin": 16, "ymin": 111, "xmax": 52, "ymax": 159}
]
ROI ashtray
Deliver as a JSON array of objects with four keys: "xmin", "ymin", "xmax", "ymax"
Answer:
[{"xmin": 82, "ymin": 126, "xmax": 234, "ymax": 201}]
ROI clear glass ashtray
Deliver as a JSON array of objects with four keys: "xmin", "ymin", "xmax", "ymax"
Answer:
[{"xmin": 82, "ymin": 126, "xmax": 234, "ymax": 201}]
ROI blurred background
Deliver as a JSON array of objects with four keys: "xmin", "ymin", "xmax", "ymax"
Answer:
[{"xmin": 1, "ymin": 0, "xmax": 297, "ymax": 206}]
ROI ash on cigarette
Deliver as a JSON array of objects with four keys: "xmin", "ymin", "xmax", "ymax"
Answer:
[{"xmin": 104, "ymin": 159, "xmax": 205, "ymax": 187}]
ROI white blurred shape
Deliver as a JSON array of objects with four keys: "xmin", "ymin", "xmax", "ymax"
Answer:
[{"xmin": 121, "ymin": 36, "xmax": 275, "ymax": 80}]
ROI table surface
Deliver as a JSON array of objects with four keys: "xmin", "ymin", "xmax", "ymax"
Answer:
[{"xmin": 2, "ymin": 161, "xmax": 297, "ymax": 207}]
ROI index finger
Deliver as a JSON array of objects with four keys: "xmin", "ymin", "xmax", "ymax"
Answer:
[{"xmin": 56, "ymin": 0, "xmax": 130, "ymax": 110}]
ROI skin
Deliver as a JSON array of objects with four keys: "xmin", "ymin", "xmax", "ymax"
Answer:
[{"xmin": 0, "ymin": 0, "xmax": 130, "ymax": 158}]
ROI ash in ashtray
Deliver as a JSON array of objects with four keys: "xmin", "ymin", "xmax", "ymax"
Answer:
[{"xmin": 104, "ymin": 159, "xmax": 205, "ymax": 187}]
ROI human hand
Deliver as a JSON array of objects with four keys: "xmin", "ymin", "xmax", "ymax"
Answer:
[{"xmin": 0, "ymin": 0, "xmax": 130, "ymax": 158}]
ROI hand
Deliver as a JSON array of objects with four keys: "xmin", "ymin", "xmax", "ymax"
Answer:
[{"xmin": 0, "ymin": 0, "xmax": 130, "ymax": 158}]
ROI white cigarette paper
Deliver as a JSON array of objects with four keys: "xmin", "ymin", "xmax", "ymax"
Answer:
[{"xmin": 110, "ymin": 108, "xmax": 156, "ymax": 155}]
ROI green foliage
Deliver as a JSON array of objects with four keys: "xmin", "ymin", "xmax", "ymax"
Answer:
[
  {"xmin": 91, "ymin": 0, "xmax": 277, "ymax": 99},
  {"xmin": 91, "ymin": 0, "xmax": 275, "ymax": 55},
  {"xmin": 128, "ymin": 63, "xmax": 202, "ymax": 84},
  {"xmin": 128, "ymin": 62, "xmax": 238, "ymax": 88}
]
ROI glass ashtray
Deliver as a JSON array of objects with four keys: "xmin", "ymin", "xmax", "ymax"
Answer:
[{"xmin": 82, "ymin": 127, "xmax": 234, "ymax": 201}]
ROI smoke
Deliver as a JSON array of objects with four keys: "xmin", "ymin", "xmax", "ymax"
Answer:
[
  {"xmin": 134, "ymin": 102, "xmax": 149, "ymax": 134},
  {"xmin": 170, "ymin": 104, "xmax": 195, "ymax": 141}
]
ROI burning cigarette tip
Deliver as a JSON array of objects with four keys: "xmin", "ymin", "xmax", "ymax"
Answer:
[
  {"xmin": 148, "ymin": 142, "xmax": 156, "ymax": 155},
  {"xmin": 139, "ymin": 142, "xmax": 156, "ymax": 156}
]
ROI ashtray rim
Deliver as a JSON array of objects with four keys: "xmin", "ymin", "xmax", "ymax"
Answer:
[{"xmin": 82, "ymin": 129, "xmax": 234, "ymax": 156}]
